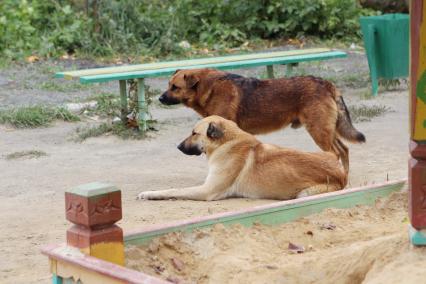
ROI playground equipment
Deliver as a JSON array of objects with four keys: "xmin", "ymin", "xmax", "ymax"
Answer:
[
  {"xmin": 409, "ymin": 0, "xmax": 426, "ymax": 245},
  {"xmin": 42, "ymin": 180, "xmax": 405, "ymax": 283},
  {"xmin": 360, "ymin": 13, "xmax": 409, "ymax": 96}
]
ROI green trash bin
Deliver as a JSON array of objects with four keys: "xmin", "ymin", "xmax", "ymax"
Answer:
[{"xmin": 360, "ymin": 13, "xmax": 409, "ymax": 96}]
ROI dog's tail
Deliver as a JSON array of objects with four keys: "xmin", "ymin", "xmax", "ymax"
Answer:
[{"xmin": 335, "ymin": 91, "xmax": 366, "ymax": 143}]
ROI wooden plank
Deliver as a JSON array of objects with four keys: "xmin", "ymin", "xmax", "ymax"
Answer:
[
  {"xmin": 79, "ymin": 51, "xmax": 347, "ymax": 84},
  {"xmin": 56, "ymin": 48, "xmax": 331, "ymax": 79},
  {"xmin": 42, "ymin": 244, "xmax": 167, "ymax": 284},
  {"xmin": 124, "ymin": 180, "xmax": 405, "ymax": 246}
]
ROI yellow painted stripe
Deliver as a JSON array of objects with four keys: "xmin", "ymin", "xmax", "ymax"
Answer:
[
  {"xmin": 80, "ymin": 242, "xmax": 125, "ymax": 266},
  {"xmin": 61, "ymin": 48, "xmax": 331, "ymax": 79},
  {"xmin": 56, "ymin": 260, "xmax": 123, "ymax": 284},
  {"xmin": 413, "ymin": 3, "xmax": 426, "ymax": 140}
]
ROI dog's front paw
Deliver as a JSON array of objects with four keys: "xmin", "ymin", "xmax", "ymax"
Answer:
[{"xmin": 137, "ymin": 191, "xmax": 153, "ymax": 200}]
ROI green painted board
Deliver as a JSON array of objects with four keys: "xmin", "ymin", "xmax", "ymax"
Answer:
[
  {"xmin": 77, "ymin": 51, "xmax": 346, "ymax": 84},
  {"xmin": 56, "ymin": 48, "xmax": 332, "ymax": 79},
  {"xmin": 124, "ymin": 180, "xmax": 405, "ymax": 246},
  {"xmin": 67, "ymin": 182, "xmax": 118, "ymax": 197}
]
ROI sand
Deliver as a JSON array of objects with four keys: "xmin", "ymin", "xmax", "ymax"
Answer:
[{"xmin": 126, "ymin": 191, "xmax": 426, "ymax": 284}]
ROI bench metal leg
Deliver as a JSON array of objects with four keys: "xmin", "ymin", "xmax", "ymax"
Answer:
[
  {"xmin": 137, "ymin": 78, "xmax": 148, "ymax": 132},
  {"xmin": 119, "ymin": 80, "xmax": 128, "ymax": 123},
  {"xmin": 266, "ymin": 65, "xmax": 274, "ymax": 79},
  {"xmin": 285, "ymin": 64, "xmax": 294, "ymax": 76}
]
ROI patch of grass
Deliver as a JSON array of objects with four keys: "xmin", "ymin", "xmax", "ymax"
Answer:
[
  {"xmin": 5, "ymin": 150, "xmax": 47, "ymax": 160},
  {"xmin": 39, "ymin": 81, "xmax": 92, "ymax": 92},
  {"xmin": 85, "ymin": 93, "xmax": 121, "ymax": 117},
  {"xmin": 75, "ymin": 121, "xmax": 157, "ymax": 142},
  {"xmin": 0, "ymin": 106, "xmax": 80, "ymax": 128},
  {"xmin": 348, "ymin": 104, "xmax": 393, "ymax": 123}
]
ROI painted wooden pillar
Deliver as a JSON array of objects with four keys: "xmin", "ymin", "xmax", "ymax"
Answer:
[
  {"xmin": 65, "ymin": 182, "xmax": 125, "ymax": 265},
  {"xmin": 409, "ymin": 0, "xmax": 426, "ymax": 245}
]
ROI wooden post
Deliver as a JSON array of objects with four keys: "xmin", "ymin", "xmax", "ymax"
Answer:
[
  {"xmin": 65, "ymin": 182, "xmax": 125, "ymax": 265},
  {"xmin": 409, "ymin": 0, "xmax": 426, "ymax": 245},
  {"xmin": 137, "ymin": 78, "xmax": 148, "ymax": 132},
  {"xmin": 119, "ymin": 80, "xmax": 128, "ymax": 123},
  {"xmin": 266, "ymin": 65, "xmax": 275, "ymax": 78}
]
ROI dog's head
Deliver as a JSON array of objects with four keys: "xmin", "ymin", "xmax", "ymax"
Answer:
[
  {"xmin": 159, "ymin": 69, "xmax": 200, "ymax": 106},
  {"xmin": 177, "ymin": 116, "xmax": 228, "ymax": 156}
]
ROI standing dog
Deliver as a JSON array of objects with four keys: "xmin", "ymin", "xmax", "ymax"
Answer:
[
  {"xmin": 137, "ymin": 116, "xmax": 347, "ymax": 201},
  {"xmin": 159, "ymin": 68, "xmax": 365, "ymax": 173}
]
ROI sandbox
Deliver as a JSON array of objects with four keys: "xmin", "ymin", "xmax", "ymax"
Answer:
[
  {"xmin": 126, "ymin": 190, "xmax": 425, "ymax": 284},
  {"xmin": 42, "ymin": 180, "xmax": 406, "ymax": 283}
]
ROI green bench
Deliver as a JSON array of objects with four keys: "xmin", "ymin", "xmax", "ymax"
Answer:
[{"xmin": 56, "ymin": 48, "xmax": 346, "ymax": 130}]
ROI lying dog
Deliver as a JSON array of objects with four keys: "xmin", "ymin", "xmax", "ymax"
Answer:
[
  {"xmin": 137, "ymin": 115, "xmax": 347, "ymax": 201},
  {"xmin": 159, "ymin": 68, "xmax": 365, "ymax": 173}
]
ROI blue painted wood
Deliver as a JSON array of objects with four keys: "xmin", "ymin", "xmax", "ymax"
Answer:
[
  {"xmin": 409, "ymin": 224, "xmax": 426, "ymax": 245},
  {"xmin": 52, "ymin": 274, "xmax": 63, "ymax": 284}
]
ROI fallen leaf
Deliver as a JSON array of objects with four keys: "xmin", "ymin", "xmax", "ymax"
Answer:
[
  {"xmin": 320, "ymin": 222, "xmax": 336, "ymax": 230},
  {"xmin": 153, "ymin": 265, "xmax": 164, "ymax": 274},
  {"xmin": 171, "ymin": 257, "xmax": 184, "ymax": 271},
  {"xmin": 288, "ymin": 242, "xmax": 305, "ymax": 254},
  {"xmin": 26, "ymin": 55, "xmax": 39, "ymax": 63}
]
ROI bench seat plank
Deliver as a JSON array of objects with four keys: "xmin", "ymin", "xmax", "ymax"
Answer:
[
  {"xmin": 76, "ymin": 50, "xmax": 345, "ymax": 84},
  {"xmin": 56, "ymin": 48, "xmax": 345, "ymax": 82}
]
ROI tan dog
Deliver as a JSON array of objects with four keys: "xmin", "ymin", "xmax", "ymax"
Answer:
[
  {"xmin": 159, "ymin": 68, "xmax": 365, "ymax": 173},
  {"xmin": 137, "ymin": 116, "xmax": 347, "ymax": 201}
]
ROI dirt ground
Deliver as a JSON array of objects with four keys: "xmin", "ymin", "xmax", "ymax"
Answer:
[
  {"xmin": 0, "ymin": 50, "xmax": 410, "ymax": 283},
  {"xmin": 127, "ymin": 191, "xmax": 426, "ymax": 284}
]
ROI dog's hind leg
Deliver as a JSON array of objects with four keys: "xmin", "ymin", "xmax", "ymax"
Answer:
[
  {"xmin": 296, "ymin": 183, "xmax": 341, "ymax": 198},
  {"xmin": 299, "ymin": 100, "xmax": 338, "ymax": 154}
]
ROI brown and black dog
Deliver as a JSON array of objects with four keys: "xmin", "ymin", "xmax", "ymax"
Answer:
[
  {"xmin": 137, "ymin": 116, "xmax": 347, "ymax": 201},
  {"xmin": 159, "ymin": 68, "xmax": 365, "ymax": 173}
]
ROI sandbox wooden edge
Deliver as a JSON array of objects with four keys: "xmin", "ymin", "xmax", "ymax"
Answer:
[
  {"xmin": 41, "ymin": 243, "xmax": 168, "ymax": 284},
  {"xmin": 125, "ymin": 179, "xmax": 406, "ymax": 246}
]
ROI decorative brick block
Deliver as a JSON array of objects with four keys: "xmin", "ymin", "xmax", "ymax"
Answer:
[
  {"xmin": 65, "ymin": 182, "xmax": 122, "ymax": 228},
  {"xmin": 65, "ymin": 182, "xmax": 124, "ymax": 266}
]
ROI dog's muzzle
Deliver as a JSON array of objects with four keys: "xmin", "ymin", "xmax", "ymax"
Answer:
[
  {"xmin": 159, "ymin": 92, "xmax": 181, "ymax": 105},
  {"xmin": 177, "ymin": 141, "xmax": 202, "ymax": 156}
]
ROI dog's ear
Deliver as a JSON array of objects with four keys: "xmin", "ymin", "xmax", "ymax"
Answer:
[
  {"xmin": 207, "ymin": 122, "xmax": 224, "ymax": 139},
  {"xmin": 173, "ymin": 69, "xmax": 181, "ymax": 75},
  {"xmin": 184, "ymin": 74, "xmax": 199, "ymax": 89}
]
